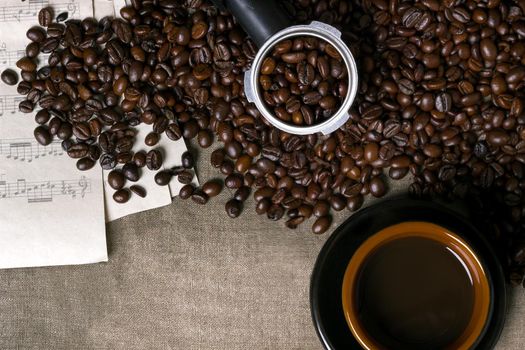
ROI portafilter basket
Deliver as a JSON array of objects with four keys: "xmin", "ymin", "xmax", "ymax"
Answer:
[
  {"xmin": 211, "ymin": 0, "xmax": 359, "ymax": 136},
  {"xmin": 244, "ymin": 21, "xmax": 359, "ymax": 136}
]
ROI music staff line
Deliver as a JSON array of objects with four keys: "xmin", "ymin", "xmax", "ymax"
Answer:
[
  {"xmin": 0, "ymin": 1, "xmax": 79, "ymax": 23},
  {"xmin": 0, "ymin": 176, "xmax": 91, "ymax": 203},
  {"xmin": 0, "ymin": 138, "xmax": 64, "ymax": 162},
  {"xmin": 0, "ymin": 95, "xmax": 28, "ymax": 116}
]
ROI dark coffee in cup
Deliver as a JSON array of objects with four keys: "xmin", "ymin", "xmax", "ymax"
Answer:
[{"xmin": 342, "ymin": 222, "xmax": 490, "ymax": 350}]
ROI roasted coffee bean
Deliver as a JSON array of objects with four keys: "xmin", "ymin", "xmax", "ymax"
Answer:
[
  {"xmin": 113, "ymin": 188, "xmax": 130, "ymax": 203},
  {"xmin": 108, "ymin": 169, "xmax": 126, "ymax": 190},
  {"xmin": 76, "ymin": 157, "xmax": 95, "ymax": 171},
  {"xmin": 154, "ymin": 170, "xmax": 172, "ymax": 186},
  {"xmin": 99, "ymin": 153, "xmax": 117, "ymax": 169},
  {"xmin": 146, "ymin": 149, "xmax": 163, "ymax": 170},
  {"xmin": 202, "ymin": 180, "xmax": 222, "ymax": 197},
  {"xmin": 34, "ymin": 126, "xmax": 52, "ymax": 146},
  {"xmin": 312, "ymin": 216, "xmax": 331, "ymax": 234},
  {"xmin": 179, "ymin": 184, "xmax": 194, "ymax": 199},
  {"xmin": 1, "ymin": 69, "xmax": 18, "ymax": 85},
  {"xmin": 225, "ymin": 199, "xmax": 242, "ymax": 218},
  {"xmin": 56, "ymin": 12, "xmax": 68, "ymax": 22},
  {"xmin": 234, "ymin": 186, "xmax": 251, "ymax": 202},
  {"xmin": 133, "ymin": 151, "xmax": 147, "ymax": 168},
  {"xmin": 177, "ymin": 170, "xmax": 194, "ymax": 185},
  {"xmin": 27, "ymin": 27, "xmax": 46, "ymax": 43},
  {"xmin": 144, "ymin": 132, "xmax": 160, "ymax": 146},
  {"xmin": 122, "ymin": 162, "xmax": 140, "ymax": 182},
  {"xmin": 191, "ymin": 190, "xmax": 209, "ymax": 205},
  {"xmin": 181, "ymin": 151, "xmax": 194, "ymax": 169},
  {"xmin": 130, "ymin": 185, "xmax": 146, "ymax": 198},
  {"xmin": 38, "ymin": 7, "xmax": 53, "ymax": 27}
]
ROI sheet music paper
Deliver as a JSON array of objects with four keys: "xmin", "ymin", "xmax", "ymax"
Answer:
[
  {"xmin": 93, "ymin": 0, "xmax": 115, "ymax": 19},
  {"xmin": 0, "ymin": 0, "xmax": 107, "ymax": 269}
]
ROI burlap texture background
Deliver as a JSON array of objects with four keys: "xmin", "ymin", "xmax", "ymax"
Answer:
[{"xmin": 0, "ymin": 144, "xmax": 523, "ymax": 349}]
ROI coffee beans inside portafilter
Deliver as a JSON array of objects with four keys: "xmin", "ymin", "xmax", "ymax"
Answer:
[
  {"xmin": 11, "ymin": 0, "xmax": 525, "ymax": 284},
  {"xmin": 258, "ymin": 35, "xmax": 348, "ymax": 126}
]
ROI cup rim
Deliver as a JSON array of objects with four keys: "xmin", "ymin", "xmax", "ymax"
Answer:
[{"xmin": 341, "ymin": 221, "xmax": 491, "ymax": 350}]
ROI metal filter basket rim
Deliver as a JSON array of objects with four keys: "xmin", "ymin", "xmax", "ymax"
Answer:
[{"xmin": 244, "ymin": 21, "xmax": 359, "ymax": 135}]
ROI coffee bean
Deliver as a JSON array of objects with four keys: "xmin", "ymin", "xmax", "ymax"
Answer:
[
  {"xmin": 312, "ymin": 216, "xmax": 331, "ymax": 234},
  {"xmin": 108, "ymin": 170, "xmax": 126, "ymax": 190},
  {"xmin": 225, "ymin": 199, "xmax": 242, "ymax": 218},
  {"xmin": 99, "ymin": 153, "xmax": 117, "ymax": 170},
  {"xmin": 122, "ymin": 162, "xmax": 140, "ymax": 182},
  {"xmin": 191, "ymin": 190, "xmax": 209, "ymax": 205},
  {"xmin": 76, "ymin": 157, "xmax": 95, "ymax": 171},
  {"xmin": 56, "ymin": 12, "xmax": 68, "ymax": 22},
  {"xmin": 38, "ymin": 7, "xmax": 53, "ymax": 27},
  {"xmin": 1, "ymin": 69, "xmax": 18, "ymax": 85},
  {"xmin": 154, "ymin": 170, "xmax": 172, "ymax": 186},
  {"xmin": 179, "ymin": 184, "xmax": 194, "ymax": 199},
  {"xmin": 34, "ymin": 126, "xmax": 52, "ymax": 146},
  {"xmin": 129, "ymin": 185, "xmax": 146, "ymax": 198},
  {"xmin": 113, "ymin": 188, "xmax": 130, "ymax": 203},
  {"xmin": 177, "ymin": 170, "xmax": 194, "ymax": 184},
  {"xmin": 27, "ymin": 27, "xmax": 46, "ymax": 43},
  {"xmin": 146, "ymin": 149, "xmax": 163, "ymax": 170},
  {"xmin": 181, "ymin": 151, "xmax": 194, "ymax": 169},
  {"xmin": 369, "ymin": 177, "xmax": 386, "ymax": 197},
  {"xmin": 202, "ymin": 180, "xmax": 222, "ymax": 197},
  {"xmin": 145, "ymin": 132, "xmax": 160, "ymax": 146},
  {"xmin": 16, "ymin": 57, "xmax": 36, "ymax": 71}
]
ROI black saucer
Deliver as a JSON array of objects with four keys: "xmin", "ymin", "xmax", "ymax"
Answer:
[{"xmin": 310, "ymin": 198, "xmax": 507, "ymax": 350}]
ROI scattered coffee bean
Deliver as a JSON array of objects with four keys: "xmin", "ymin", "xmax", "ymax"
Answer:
[
  {"xmin": 108, "ymin": 170, "xmax": 126, "ymax": 190},
  {"xmin": 122, "ymin": 162, "xmax": 140, "ymax": 182},
  {"xmin": 56, "ymin": 12, "xmax": 68, "ymax": 22},
  {"xmin": 312, "ymin": 216, "xmax": 332, "ymax": 234},
  {"xmin": 113, "ymin": 188, "xmax": 130, "ymax": 204},
  {"xmin": 191, "ymin": 190, "xmax": 208, "ymax": 205},
  {"xmin": 202, "ymin": 180, "xmax": 222, "ymax": 197},
  {"xmin": 177, "ymin": 170, "xmax": 194, "ymax": 185},
  {"xmin": 179, "ymin": 184, "xmax": 194, "ymax": 199},
  {"xmin": 38, "ymin": 7, "xmax": 53, "ymax": 27},
  {"xmin": 130, "ymin": 185, "xmax": 146, "ymax": 198},
  {"xmin": 1, "ymin": 69, "xmax": 18, "ymax": 85},
  {"xmin": 181, "ymin": 151, "xmax": 194, "ymax": 169},
  {"xmin": 225, "ymin": 199, "xmax": 242, "ymax": 218},
  {"xmin": 146, "ymin": 149, "xmax": 163, "ymax": 170},
  {"xmin": 154, "ymin": 170, "xmax": 172, "ymax": 186},
  {"xmin": 76, "ymin": 157, "xmax": 95, "ymax": 171},
  {"xmin": 34, "ymin": 126, "xmax": 52, "ymax": 146}
]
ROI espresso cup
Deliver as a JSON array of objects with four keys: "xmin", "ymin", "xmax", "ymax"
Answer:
[
  {"xmin": 310, "ymin": 198, "xmax": 506, "ymax": 350},
  {"xmin": 341, "ymin": 222, "xmax": 491, "ymax": 350}
]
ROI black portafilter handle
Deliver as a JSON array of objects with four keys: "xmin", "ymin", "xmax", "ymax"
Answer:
[{"xmin": 210, "ymin": 0, "xmax": 293, "ymax": 48}]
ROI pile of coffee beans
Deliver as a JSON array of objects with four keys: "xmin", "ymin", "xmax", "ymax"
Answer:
[
  {"xmin": 10, "ymin": 0, "xmax": 525, "ymax": 285},
  {"xmin": 259, "ymin": 35, "xmax": 348, "ymax": 125}
]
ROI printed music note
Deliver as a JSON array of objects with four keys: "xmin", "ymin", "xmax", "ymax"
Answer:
[
  {"xmin": 0, "ymin": 138, "xmax": 63, "ymax": 162},
  {"xmin": 0, "ymin": 176, "xmax": 91, "ymax": 203}
]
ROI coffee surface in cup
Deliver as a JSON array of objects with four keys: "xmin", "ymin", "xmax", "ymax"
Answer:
[{"xmin": 355, "ymin": 236, "xmax": 474, "ymax": 349}]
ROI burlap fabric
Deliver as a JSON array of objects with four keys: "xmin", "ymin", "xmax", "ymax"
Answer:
[{"xmin": 0, "ymin": 144, "xmax": 523, "ymax": 349}]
